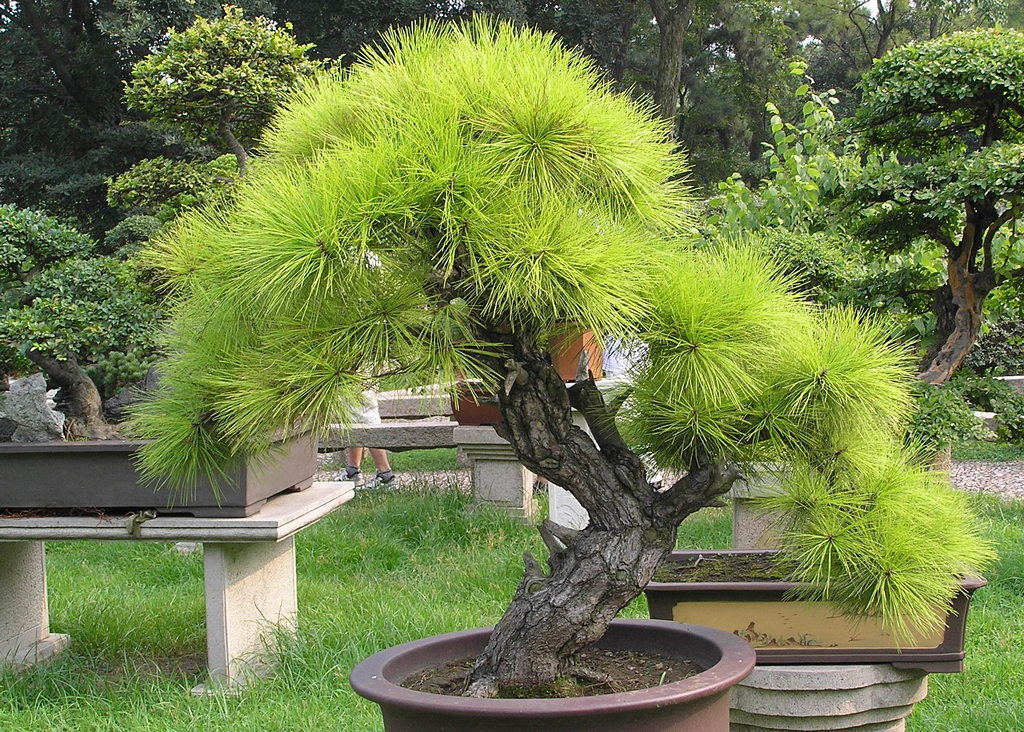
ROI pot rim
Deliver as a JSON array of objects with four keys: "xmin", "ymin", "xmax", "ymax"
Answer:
[
  {"xmin": 647, "ymin": 549, "xmax": 988, "ymax": 592},
  {"xmin": 349, "ymin": 618, "xmax": 754, "ymax": 719}
]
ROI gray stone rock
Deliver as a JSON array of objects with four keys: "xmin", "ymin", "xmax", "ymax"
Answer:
[{"xmin": 2, "ymin": 374, "xmax": 65, "ymax": 442}]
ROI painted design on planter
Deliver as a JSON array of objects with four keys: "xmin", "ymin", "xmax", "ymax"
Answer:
[{"xmin": 671, "ymin": 600, "xmax": 946, "ymax": 650}]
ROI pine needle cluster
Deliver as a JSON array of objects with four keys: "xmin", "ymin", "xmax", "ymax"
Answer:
[{"xmin": 623, "ymin": 237, "xmax": 992, "ymax": 639}]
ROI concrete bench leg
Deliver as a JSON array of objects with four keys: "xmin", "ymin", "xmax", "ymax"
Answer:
[
  {"xmin": 0, "ymin": 541, "xmax": 68, "ymax": 669},
  {"xmin": 454, "ymin": 426, "xmax": 536, "ymax": 521},
  {"xmin": 194, "ymin": 537, "xmax": 298, "ymax": 693}
]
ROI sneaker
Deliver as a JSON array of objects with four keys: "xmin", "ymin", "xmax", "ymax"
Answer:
[
  {"xmin": 344, "ymin": 465, "xmax": 364, "ymax": 487},
  {"xmin": 362, "ymin": 470, "xmax": 396, "ymax": 490}
]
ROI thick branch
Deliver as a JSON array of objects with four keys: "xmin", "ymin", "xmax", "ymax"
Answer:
[{"xmin": 656, "ymin": 460, "xmax": 742, "ymax": 522}]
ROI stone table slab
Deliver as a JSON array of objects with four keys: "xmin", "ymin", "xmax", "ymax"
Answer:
[{"xmin": 0, "ymin": 480, "xmax": 354, "ymax": 542}]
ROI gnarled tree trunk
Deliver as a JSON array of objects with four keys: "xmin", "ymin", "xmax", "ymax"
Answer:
[
  {"xmin": 919, "ymin": 209, "xmax": 998, "ymax": 385},
  {"xmin": 26, "ymin": 350, "xmax": 114, "ymax": 439},
  {"xmin": 465, "ymin": 338, "xmax": 739, "ymax": 697}
]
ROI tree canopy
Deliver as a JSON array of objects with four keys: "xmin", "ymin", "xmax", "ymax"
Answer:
[
  {"xmin": 125, "ymin": 4, "xmax": 321, "ymax": 175},
  {"xmin": 850, "ymin": 28, "xmax": 1024, "ymax": 383}
]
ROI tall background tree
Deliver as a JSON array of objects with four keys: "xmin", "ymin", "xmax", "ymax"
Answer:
[
  {"xmin": 850, "ymin": 28, "xmax": 1024, "ymax": 384},
  {"xmin": 125, "ymin": 5, "xmax": 321, "ymax": 176}
]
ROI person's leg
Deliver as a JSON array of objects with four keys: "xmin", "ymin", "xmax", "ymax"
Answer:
[
  {"xmin": 367, "ymin": 448, "xmax": 395, "ymax": 487},
  {"xmin": 368, "ymin": 448, "xmax": 391, "ymax": 473},
  {"xmin": 345, "ymin": 447, "xmax": 363, "ymax": 480}
]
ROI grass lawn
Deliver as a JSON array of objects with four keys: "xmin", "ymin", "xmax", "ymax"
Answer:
[
  {"xmin": 0, "ymin": 487, "xmax": 1019, "ymax": 730},
  {"xmin": 953, "ymin": 440, "xmax": 1024, "ymax": 462}
]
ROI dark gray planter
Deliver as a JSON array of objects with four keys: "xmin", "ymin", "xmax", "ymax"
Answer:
[
  {"xmin": 0, "ymin": 432, "xmax": 316, "ymax": 518},
  {"xmin": 646, "ymin": 550, "xmax": 985, "ymax": 673},
  {"xmin": 350, "ymin": 619, "xmax": 755, "ymax": 732}
]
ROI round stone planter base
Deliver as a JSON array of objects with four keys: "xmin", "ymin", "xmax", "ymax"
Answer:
[{"xmin": 730, "ymin": 664, "xmax": 927, "ymax": 731}]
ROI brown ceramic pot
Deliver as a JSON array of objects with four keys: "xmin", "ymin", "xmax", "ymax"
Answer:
[
  {"xmin": 550, "ymin": 327, "xmax": 604, "ymax": 381},
  {"xmin": 350, "ymin": 619, "xmax": 755, "ymax": 731},
  {"xmin": 450, "ymin": 384, "xmax": 503, "ymax": 426},
  {"xmin": 646, "ymin": 549, "xmax": 986, "ymax": 673},
  {"xmin": 0, "ymin": 431, "xmax": 316, "ymax": 518}
]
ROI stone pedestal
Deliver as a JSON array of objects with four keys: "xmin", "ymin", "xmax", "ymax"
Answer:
[
  {"xmin": 730, "ymin": 466, "xmax": 788, "ymax": 549},
  {"xmin": 454, "ymin": 426, "xmax": 535, "ymax": 521},
  {"xmin": 731, "ymin": 664, "xmax": 928, "ymax": 731},
  {"xmin": 0, "ymin": 541, "xmax": 68, "ymax": 668},
  {"xmin": 198, "ymin": 536, "xmax": 298, "ymax": 692}
]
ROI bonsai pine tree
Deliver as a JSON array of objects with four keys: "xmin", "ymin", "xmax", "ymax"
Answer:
[
  {"xmin": 125, "ymin": 5, "xmax": 321, "ymax": 176},
  {"xmin": 850, "ymin": 29, "xmax": 1024, "ymax": 384},
  {"xmin": 1, "ymin": 205, "xmax": 159, "ymax": 438},
  {"xmin": 136, "ymin": 20, "xmax": 991, "ymax": 696}
]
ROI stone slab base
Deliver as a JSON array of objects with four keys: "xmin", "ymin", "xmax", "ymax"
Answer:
[
  {"xmin": 731, "ymin": 664, "xmax": 927, "ymax": 731},
  {"xmin": 3, "ymin": 633, "xmax": 69, "ymax": 671}
]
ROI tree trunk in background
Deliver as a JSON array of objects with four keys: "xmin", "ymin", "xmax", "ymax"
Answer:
[
  {"xmin": 650, "ymin": 0, "xmax": 694, "ymax": 127},
  {"xmin": 608, "ymin": 1, "xmax": 640, "ymax": 84},
  {"xmin": 26, "ymin": 351, "xmax": 114, "ymax": 439}
]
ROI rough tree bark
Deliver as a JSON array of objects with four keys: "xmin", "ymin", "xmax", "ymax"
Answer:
[
  {"xmin": 649, "ymin": 0, "xmax": 694, "ymax": 127},
  {"xmin": 25, "ymin": 350, "xmax": 114, "ymax": 439},
  {"xmin": 464, "ymin": 337, "xmax": 739, "ymax": 697},
  {"xmin": 919, "ymin": 202, "xmax": 1003, "ymax": 385}
]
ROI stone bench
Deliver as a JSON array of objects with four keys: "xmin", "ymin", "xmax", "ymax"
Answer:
[
  {"xmin": 321, "ymin": 419, "xmax": 456, "ymax": 452},
  {"xmin": 0, "ymin": 481, "xmax": 353, "ymax": 693},
  {"xmin": 377, "ymin": 387, "xmax": 452, "ymax": 419}
]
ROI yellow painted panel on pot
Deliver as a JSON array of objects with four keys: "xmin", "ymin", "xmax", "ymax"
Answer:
[{"xmin": 671, "ymin": 601, "xmax": 944, "ymax": 649}]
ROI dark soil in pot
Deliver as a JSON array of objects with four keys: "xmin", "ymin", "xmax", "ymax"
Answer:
[{"xmin": 403, "ymin": 646, "xmax": 703, "ymax": 698}]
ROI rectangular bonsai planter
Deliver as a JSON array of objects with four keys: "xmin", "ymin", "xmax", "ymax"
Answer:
[
  {"xmin": 645, "ymin": 550, "xmax": 986, "ymax": 673},
  {"xmin": 0, "ymin": 432, "xmax": 317, "ymax": 518}
]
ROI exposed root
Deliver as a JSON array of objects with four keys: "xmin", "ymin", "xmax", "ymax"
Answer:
[
  {"xmin": 565, "ymin": 664, "xmax": 613, "ymax": 686},
  {"xmin": 463, "ymin": 677, "xmax": 499, "ymax": 698}
]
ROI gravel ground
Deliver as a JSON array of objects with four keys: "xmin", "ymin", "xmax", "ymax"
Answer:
[
  {"xmin": 317, "ymin": 454, "xmax": 1024, "ymax": 500},
  {"xmin": 951, "ymin": 460, "xmax": 1024, "ymax": 500}
]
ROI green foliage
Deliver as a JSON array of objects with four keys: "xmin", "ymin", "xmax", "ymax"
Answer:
[
  {"xmin": 855, "ymin": 28, "xmax": 1024, "ymax": 155},
  {"xmin": 0, "ymin": 206, "xmax": 93, "ymax": 283},
  {"xmin": 125, "ymin": 5, "xmax": 320, "ymax": 159},
  {"xmin": 0, "ymin": 205, "xmax": 159, "ymax": 380},
  {"xmin": 905, "ymin": 380, "xmax": 990, "ymax": 451},
  {"xmin": 86, "ymin": 349, "xmax": 157, "ymax": 401},
  {"xmin": 760, "ymin": 452, "xmax": 994, "ymax": 639},
  {"xmin": 1, "ymin": 257, "xmax": 159, "ymax": 367},
  {"xmin": 135, "ymin": 19, "xmax": 991, "ymax": 640},
  {"xmin": 751, "ymin": 230, "xmax": 856, "ymax": 304},
  {"xmin": 952, "ymin": 372, "xmax": 1024, "ymax": 443},
  {"xmin": 102, "ymin": 215, "xmax": 165, "ymax": 255},
  {"xmin": 964, "ymin": 319, "xmax": 1024, "ymax": 375},
  {"xmin": 707, "ymin": 62, "xmax": 857, "ymax": 235},
  {"xmin": 135, "ymin": 18, "xmax": 689, "ymax": 490},
  {"xmin": 107, "ymin": 156, "xmax": 237, "ymax": 221}
]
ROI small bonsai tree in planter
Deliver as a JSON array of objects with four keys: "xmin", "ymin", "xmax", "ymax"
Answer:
[
  {"xmin": 0, "ymin": 205, "xmax": 160, "ymax": 438},
  {"xmin": 135, "ymin": 19, "xmax": 992, "ymax": 702}
]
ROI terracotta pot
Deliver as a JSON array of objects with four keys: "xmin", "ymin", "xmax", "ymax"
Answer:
[
  {"xmin": 0, "ymin": 431, "xmax": 316, "ymax": 518},
  {"xmin": 350, "ymin": 619, "xmax": 755, "ymax": 731},
  {"xmin": 450, "ymin": 385, "xmax": 503, "ymax": 426},
  {"xmin": 550, "ymin": 328, "xmax": 603, "ymax": 381},
  {"xmin": 645, "ymin": 550, "xmax": 986, "ymax": 673}
]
